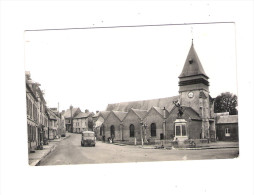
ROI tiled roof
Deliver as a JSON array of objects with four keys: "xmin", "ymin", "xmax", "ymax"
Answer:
[
  {"xmin": 112, "ymin": 111, "xmax": 128, "ymax": 122},
  {"xmin": 153, "ymin": 106, "xmax": 164, "ymax": 116},
  {"xmin": 106, "ymin": 95, "xmax": 179, "ymax": 112},
  {"xmin": 217, "ymin": 115, "xmax": 238, "ymax": 124},
  {"xmin": 94, "ymin": 117, "xmax": 104, "ymax": 128},
  {"xmin": 74, "ymin": 112, "xmax": 93, "ymax": 119},
  {"xmin": 92, "ymin": 112, "xmax": 100, "ymax": 118},
  {"xmin": 99, "ymin": 111, "xmax": 111, "ymax": 119},
  {"xmin": 47, "ymin": 108, "xmax": 57, "ymax": 120},
  {"xmin": 63, "ymin": 108, "xmax": 80, "ymax": 118},
  {"xmin": 146, "ymin": 106, "xmax": 170, "ymax": 118},
  {"xmin": 182, "ymin": 106, "xmax": 201, "ymax": 120},
  {"xmin": 179, "ymin": 43, "xmax": 208, "ymax": 79},
  {"xmin": 26, "ymin": 83, "xmax": 38, "ymax": 101},
  {"xmin": 131, "ymin": 109, "xmax": 148, "ymax": 120}
]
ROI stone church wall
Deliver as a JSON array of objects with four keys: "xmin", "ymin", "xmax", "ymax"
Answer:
[
  {"xmin": 104, "ymin": 113, "xmax": 121, "ymax": 141},
  {"xmin": 122, "ymin": 111, "xmax": 142, "ymax": 141},
  {"xmin": 144, "ymin": 109, "xmax": 164, "ymax": 141}
]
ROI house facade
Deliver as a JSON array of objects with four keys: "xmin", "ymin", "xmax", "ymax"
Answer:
[
  {"xmin": 26, "ymin": 79, "xmax": 39, "ymax": 153},
  {"xmin": 47, "ymin": 108, "xmax": 59, "ymax": 140},
  {"xmin": 26, "ymin": 71, "xmax": 49, "ymax": 152},
  {"xmin": 73, "ymin": 110, "xmax": 94, "ymax": 133},
  {"xmin": 63, "ymin": 107, "xmax": 81, "ymax": 133},
  {"xmin": 93, "ymin": 111, "xmax": 110, "ymax": 140},
  {"xmin": 216, "ymin": 114, "xmax": 238, "ymax": 141}
]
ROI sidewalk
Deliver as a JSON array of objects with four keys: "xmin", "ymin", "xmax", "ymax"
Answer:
[
  {"xmin": 28, "ymin": 133, "xmax": 70, "ymax": 166},
  {"xmin": 142, "ymin": 141, "xmax": 239, "ymax": 150},
  {"xmin": 111, "ymin": 141, "xmax": 239, "ymax": 150}
]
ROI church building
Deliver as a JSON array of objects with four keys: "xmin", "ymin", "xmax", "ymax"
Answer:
[{"xmin": 94, "ymin": 42, "xmax": 216, "ymax": 143}]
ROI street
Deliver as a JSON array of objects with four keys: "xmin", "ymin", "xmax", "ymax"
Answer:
[{"xmin": 39, "ymin": 133, "xmax": 239, "ymax": 166}]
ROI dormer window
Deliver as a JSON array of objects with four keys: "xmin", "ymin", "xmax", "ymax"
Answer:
[{"xmin": 189, "ymin": 58, "xmax": 193, "ymax": 64}]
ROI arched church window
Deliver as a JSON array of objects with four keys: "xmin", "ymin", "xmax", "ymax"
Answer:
[
  {"xmin": 130, "ymin": 124, "xmax": 135, "ymax": 137},
  {"xmin": 110, "ymin": 125, "xmax": 115, "ymax": 138},
  {"xmin": 151, "ymin": 123, "xmax": 156, "ymax": 137}
]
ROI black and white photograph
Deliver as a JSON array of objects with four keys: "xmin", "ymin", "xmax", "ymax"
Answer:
[
  {"xmin": 25, "ymin": 22, "xmax": 239, "ymax": 166},
  {"xmin": 0, "ymin": 1, "xmax": 253, "ymax": 195}
]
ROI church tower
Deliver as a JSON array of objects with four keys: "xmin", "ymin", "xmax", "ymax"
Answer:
[{"xmin": 178, "ymin": 41, "xmax": 213, "ymax": 139}]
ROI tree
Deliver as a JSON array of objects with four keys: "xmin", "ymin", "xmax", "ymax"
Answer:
[{"xmin": 214, "ymin": 92, "xmax": 238, "ymax": 115}]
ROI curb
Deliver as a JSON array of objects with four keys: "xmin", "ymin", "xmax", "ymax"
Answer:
[
  {"xmin": 167, "ymin": 146, "xmax": 239, "ymax": 150},
  {"xmin": 139, "ymin": 146, "xmax": 239, "ymax": 150},
  {"xmin": 104, "ymin": 141, "xmax": 238, "ymax": 150},
  {"xmin": 30, "ymin": 144, "xmax": 56, "ymax": 166},
  {"xmin": 30, "ymin": 135, "xmax": 70, "ymax": 166},
  {"xmin": 140, "ymin": 146, "xmax": 156, "ymax": 149},
  {"xmin": 35, "ymin": 144, "xmax": 56, "ymax": 166}
]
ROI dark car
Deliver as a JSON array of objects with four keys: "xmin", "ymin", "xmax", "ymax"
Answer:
[{"xmin": 81, "ymin": 131, "xmax": 96, "ymax": 147}]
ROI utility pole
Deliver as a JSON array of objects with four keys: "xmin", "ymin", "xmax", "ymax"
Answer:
[
  {"xmin": 163, "ymin": 107, "xmax": 166, "ymax": 147},
  {"xmin": 70, "ymin": 105, "xmax": 73, "ymax": 133}
]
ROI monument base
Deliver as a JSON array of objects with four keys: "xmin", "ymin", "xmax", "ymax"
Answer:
[{"xmin": 174, "ymin": 118, "xmax": 188, "ymax": 141}]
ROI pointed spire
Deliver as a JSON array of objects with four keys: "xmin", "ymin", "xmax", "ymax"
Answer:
[{"xmin": 179, "ymin": 42, "xmax": 208, "ymax": 79}]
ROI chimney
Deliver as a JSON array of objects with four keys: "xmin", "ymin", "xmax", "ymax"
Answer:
[
  {"xmin": 96, "ymin": 111, "xmax": 99, "ymax": 114},
  {"xmin": 85, "ymin": 109, "xmax": 89, "ymax": 113}
]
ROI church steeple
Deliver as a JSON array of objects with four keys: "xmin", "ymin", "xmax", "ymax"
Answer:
[
  {"xmin": 179, "ymin": 41, "xmax": 208, "ymax": 79},
  {"xmin": 178, "ymin": 42, "xmax": 209, "ymax": 92}
]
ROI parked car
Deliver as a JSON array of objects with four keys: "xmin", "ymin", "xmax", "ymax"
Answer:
[{"xmin": 81, "ymin": 131, "xmax": 96, "ymax": 147}]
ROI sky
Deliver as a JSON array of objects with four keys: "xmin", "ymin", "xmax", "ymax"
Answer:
[{"xmin": 24, "ymin": 22, "xmax": 237, "ymax": 113}]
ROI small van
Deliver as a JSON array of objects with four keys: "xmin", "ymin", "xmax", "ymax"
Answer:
[{"xmin": 81, "ymin": 131, "xmax": 96, "ymax": 147}]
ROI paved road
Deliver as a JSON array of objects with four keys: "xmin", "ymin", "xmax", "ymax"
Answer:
[{"xmin": 39, "ymin": 133, "xmax": 239, "ymax": 166}]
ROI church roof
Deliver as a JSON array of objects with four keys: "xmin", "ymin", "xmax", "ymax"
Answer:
[
  {"xmin": 112, "ymin": 111, "xmax": 128, "ymax": 122},
  {"xmin": 182, "ymin": 106, "xmax": 201, "ymax": 120},
  {"xmin": 153, "ymin": 106, "xmax": 164, "ymax": 116},
  {"xmin": 179, "ymin": 42, "xmax": 208, "ymax": 79},
  {"xmin": 106, "ymin": 95, "xmax": 179, "ymax": 112},
  {"xmin": 93, "ymin": 111, "xmax": 111, "ymax": 120},
  {"xmin": 131, "ymin": 109, "xmax": 148, "ymax": 120},
  {"xmin": 169, "ymin": 106, "xmax": 201, "ymax": 120}
]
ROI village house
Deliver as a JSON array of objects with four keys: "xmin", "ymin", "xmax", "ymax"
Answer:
[
  {"xmin": 47, "ymin": 108, "xmax": 58, "ymax": 140},
  {"xmin": 63, "ymin": 107, "xmax": 81, "ymax": 133},
  {"xmin": 50, "ymin": 108, "xmax": 66, "ymax": 137},
  {"xmin": 93, "ymin": 111, "xmax": 110, "ymax": 140},
  {"xmin": 26, "ymin": 71, "xmax": 49, "ymax": 151},
  {"xmin": 73, "ymin": 109, "xmax": 94, "ymax": 133},
  {"xmin": 26, "ymin": 74, "xmax": 39, "ymax": 153},
  {"xmin": 216, "ymin": 113, "xmax": 238, "ymax": 141}
]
